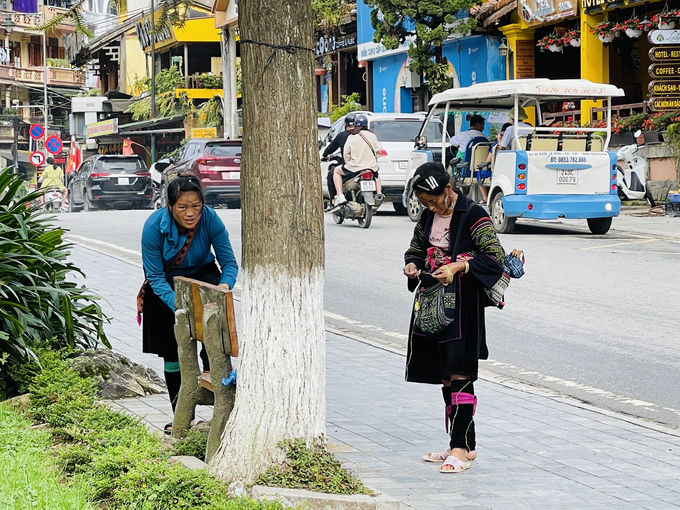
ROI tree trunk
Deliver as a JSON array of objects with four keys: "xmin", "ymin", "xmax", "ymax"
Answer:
[{"xmin": 208, "ymin": 0, "xmax": 326, "ymax": 484}]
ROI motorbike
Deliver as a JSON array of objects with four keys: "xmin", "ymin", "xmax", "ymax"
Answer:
[
  {"xmin": 43, "ymin": 187, "xmax": 65, "ymax": 212},
  {"xmin": 616, "ymin": 131, "xmax": 656, "ymax": 207},
  {"xmin": 152, "ymin": 182, "xmax": 163, "ymax": 209},
  {"xmin": 330, "ymin": 170, "xmax": 381, "ymax": 229}
]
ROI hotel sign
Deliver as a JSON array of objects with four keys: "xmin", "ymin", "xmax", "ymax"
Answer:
[{"xmin": 519, "ymin": 0, "xmax": 575, "ymax": 28}]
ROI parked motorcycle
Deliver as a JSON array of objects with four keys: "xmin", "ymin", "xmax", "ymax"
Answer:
[
  {"xmin": 43, "ymin": 187, "xmax": 65, "ymax": 213},
  {"xmin": 330, "ymin": 170, "xmax": 381, "ymax": 229},
  {"xmin": 616, "ymin": 131, "xmax": 656, "ymax": 207}
]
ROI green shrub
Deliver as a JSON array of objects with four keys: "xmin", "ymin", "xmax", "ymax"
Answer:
[
  {"xmin": 0, "ymin": 168, "xmax": 109, "ymax": 399},
  {"xmin": 325, "ymin": 92, "xmax": 362, "ymax": 123},
  {"xmin": 172, "ymin": 428, "xmax": 208, "ymax": 461},
  {"xmin": 256, "ymin": 438, "xmax": 371, "ymax": 495}
]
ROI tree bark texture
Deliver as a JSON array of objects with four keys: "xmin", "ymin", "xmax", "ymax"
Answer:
[{"xmin": 209, "ymin": 0, "xmax": 326, "ymax": 484}]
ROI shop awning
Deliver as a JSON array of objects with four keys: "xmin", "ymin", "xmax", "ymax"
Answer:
[
  {"xmin": 1, "ymin": 151, "xmax": 30, "ymax": 164},
  {"xmin": 118, "ymin": 115, "xmax": 185, "ymax": 134},
  {"xmin": 472, "ymin": 0, "xmax": 517, "ymax": 27}
]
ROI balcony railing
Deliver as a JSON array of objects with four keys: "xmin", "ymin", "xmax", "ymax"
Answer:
[
  {"xmin": 0, "ymin": 6, "xmax": 74, "ymax": 30},
  {"xmin": 185, "ymin": 74, "xmax": 223, "ymax": 90},
  {"xmin": 0, "ymin": 64, "xmax": 85, "ymax": 86}
]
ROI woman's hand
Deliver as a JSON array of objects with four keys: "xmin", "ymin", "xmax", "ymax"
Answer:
[
  {"xmin": 218, "ymin": 283, "xmax": 230, "ymax": 292},
  {"xmin": 510, "ymin": 249, "xmax": 525, "ymax": 263},
  {"xmin": 432, "ymin": 262, "xmax": 466, "ymax": 284},
  {"xmin": 403, "ymin": 263, "xmax": 419, "ymax": 279}
]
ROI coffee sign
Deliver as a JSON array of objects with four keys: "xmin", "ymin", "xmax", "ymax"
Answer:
[
  {"xmin": 649, "ymin": 63, "xmax": 680, "ymax": 78},
  {"xmin": 518, "ymin": 0, "xmax": 575, "ymax": 28}
]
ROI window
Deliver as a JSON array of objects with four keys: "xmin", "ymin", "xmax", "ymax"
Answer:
[
  {"xmin": 98, "ymin": 158, "xmax": 143, "ymax": 172},
  {"xmin": 205, "ymin": 142, "xmax": 242, "ymax": 156},
  {"xmin": 370, "ymin": 120, "xmax": 429, "ymax": 143},
  {"xmin": 183, "ymin": 144, "xmax": 199, "ymax": 159}
]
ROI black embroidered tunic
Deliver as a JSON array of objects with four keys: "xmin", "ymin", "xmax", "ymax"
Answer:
[{"xmin": 405, "ymin": 191, "xmax": 505, "ymax": 384}]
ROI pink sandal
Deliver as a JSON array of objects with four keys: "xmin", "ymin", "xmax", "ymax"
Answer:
[
  {"xmin": 421, "ymin": 449, "xmax": 449, "ymax": 462},
  {"xmin": 439, "ymin": 455, "xmax": 470, "ymax": 473}
]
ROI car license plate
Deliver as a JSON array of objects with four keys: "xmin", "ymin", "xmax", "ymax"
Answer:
[
  {"xmin": 556, "ymin": 169, "xmax": 577, "ymax": 184},
  {"xmin": 118, "ymin": 177, "xmax": 129, "ymax": 185},
  {"xmin": 360, "ymin": 180, "xmax": 377, "ymax": 192},
  {"xmin": 222, "ymin": 172, "xmax": 240, "ymax": 180},
  {"xmin": 398, "ymin": 161, "xmax": 409, "ymax": 169}
]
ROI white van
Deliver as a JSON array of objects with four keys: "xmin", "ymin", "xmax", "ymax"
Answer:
[{"xmin": 406, "ymin": 79, "xmax": 625, "ymax": 234}]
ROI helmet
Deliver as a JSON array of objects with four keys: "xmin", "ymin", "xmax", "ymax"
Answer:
[
  {"xmin": 344, "ymin": 112, "xmax": 358, "ymax": 126},
  {"xmin": 353, "ymin": 114, "xmax": 369, "ymax": 129}
]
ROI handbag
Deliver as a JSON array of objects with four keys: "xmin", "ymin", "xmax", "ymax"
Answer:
[
  {"xmin": 136, "ymin": 228, "xmax": 196, "ymax": 323},
  {"xmin": 413, "ymin": 207, "xmax": 467, "ymax": 334}
]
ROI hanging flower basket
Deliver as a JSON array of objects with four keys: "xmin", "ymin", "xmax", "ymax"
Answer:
[
  {"xmin": 537, "ymin": 32, "xmax": 563, "ymax": 52},
  {"xmin": 619, "ymin": 17, "xmax": 644, "ymax": 38},
  {"xmin": 659, "ymin": 20, "xmax": 676, "ymax": 29},
  {"xmin": 562, "ymin": 29, "xmax": 581, "ymax": 47},
  {"xmin": 591, "ymin": 20, "xmax": 615, "ymax": 43},
  {"xmin": 652, "ymin": 9, "xmax": 680, "ymax": 29}
]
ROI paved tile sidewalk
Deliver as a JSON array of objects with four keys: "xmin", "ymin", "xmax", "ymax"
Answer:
[{"xmin": 72, "ymin": 245, "xmax": 680, "ymax": 510}]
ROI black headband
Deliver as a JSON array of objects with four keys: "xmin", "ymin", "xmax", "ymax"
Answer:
[{"xmin": 413, "ymin": 173, "xmax": 447, "ymax": 194}]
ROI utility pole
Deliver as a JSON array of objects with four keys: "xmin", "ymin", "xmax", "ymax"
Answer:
[
  {"xmin": 220, "ymin": 28, "xmax": 231, "ymax": 138},
  {"xmin": 150, "ymin": 0, "xmax": 156, "ymax": 163},
  {"xmin": 42, "ymin": 2, "xmax": 48, "ymax": 153},
  {"xmin": 12, "ymin": 114, "xmax": 19, "ymax": 172}
]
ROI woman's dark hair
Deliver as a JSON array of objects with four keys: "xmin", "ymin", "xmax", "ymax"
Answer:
[
  {"xmin": 411, "ymin": 162, "xmax": 452, "ymax": 196},
  {"xmin": 167, "ymin": 174, "xmax": 204, "ymax": 207},
  {"xmin": 500, "ymin": 122, "xmax": 512, "ymax": 134}
]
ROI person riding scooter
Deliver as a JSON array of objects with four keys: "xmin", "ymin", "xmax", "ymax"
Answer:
[
  {"xmin": 321, "ymin": 112, "xmax": 358, "ymax": 202},
  {"xmin": 329, "ymin": 114, "xmax": 384, "ymax": 211}
]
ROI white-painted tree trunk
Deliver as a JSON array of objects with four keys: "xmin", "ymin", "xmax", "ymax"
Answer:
[{"xmin": 210, "ymin": 270, "xmax": 325, "ymax": 482}]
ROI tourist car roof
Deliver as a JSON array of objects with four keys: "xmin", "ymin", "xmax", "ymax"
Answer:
[{"xmin": 429, "ymin": 79, "xmax": 625, "ymax": 108}]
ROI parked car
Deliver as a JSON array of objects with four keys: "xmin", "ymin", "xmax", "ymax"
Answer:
[
  {"xmin": 68, "ymin": 155, "xmax": 153, "ymax": 211},
  {"xmin": 319, "ymin": 112, "xmax": 445, "ymax": 212},
  {"xmin": 161, "ymin": 139, "xmax": 242, "ymax": 208}
]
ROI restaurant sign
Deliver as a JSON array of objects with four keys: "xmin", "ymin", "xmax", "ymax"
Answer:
[
  {"xmin": 519, "ymin": 0, "xmax": 575, "ymax": 28},
  {"xmin": 649, "ymin": 80, "xmax": 680, "ymax": 95},
  {"xmin": 650, "ymin": 96, "xmax": 680, "ymax": 112},
  {"xmin": 86, "ymin": 119, "xmax": 119, "ymax": 138},
  {"xmin": 649, "ymin": 46, "xmax": 680, "ymax": 62},
  {"xmin": 649, "ymin": 30, "xmax": 680, "ymax": 111}
]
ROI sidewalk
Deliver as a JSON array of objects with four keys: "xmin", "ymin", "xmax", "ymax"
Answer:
[{"xmin": 71, "ymin": 245, "xmax": 680, "ymax": 510}]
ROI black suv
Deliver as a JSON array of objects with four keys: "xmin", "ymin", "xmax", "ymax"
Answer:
[{"xmin": 68, "ymin": 155, "xmax": 153, "ymax": 211}]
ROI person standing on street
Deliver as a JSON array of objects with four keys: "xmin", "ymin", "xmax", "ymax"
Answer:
[
  {"xmin": 38, "ymin": 157, "xmax": 68, "ymax": 205},
  {"xmin": 403, "ymin": 162, "xmax": 505, "ymax": 473},
  {"xmin": 140, "ymin": 174, "xmax": 238, "ymax": 433}
]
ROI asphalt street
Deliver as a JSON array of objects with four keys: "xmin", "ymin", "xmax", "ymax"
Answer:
[{"xmin": 55, "ymin": 207, "xmax": 680, "ymax": 429}]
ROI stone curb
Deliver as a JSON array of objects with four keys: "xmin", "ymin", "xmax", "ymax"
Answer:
[{"xmin": 251, "ymin": 485, "xmax": 401, "ymax": 510}]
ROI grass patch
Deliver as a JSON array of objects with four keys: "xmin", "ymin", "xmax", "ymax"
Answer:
[
  {"xmin": 0, "ymin": 404, "xmax": 93, "ymax": 510},
  {"xmin": 172, "ymin": 428, "xmax": 209, "ymax": 461},
  {"xmin": 256, "ymin": 438, "xmax": 372, "ymax": 496}
]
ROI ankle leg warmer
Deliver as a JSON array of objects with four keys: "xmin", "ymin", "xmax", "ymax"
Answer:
[
  {"xmin": 164, "ymin": 361, "xmax": 181, "ymax": 412},
  {"xmin": 447, "ymin": 380, "xmax": 476, "ymax": 452}
]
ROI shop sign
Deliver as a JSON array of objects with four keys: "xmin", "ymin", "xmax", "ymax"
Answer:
[
  {"xmin": 649, "ymin": 46, "xmax": 680, "ymax": 62},
  {"xmin": 583, "ymin": 0, "xmax": 645, "ymax": 13},
  {"xmin": 86, "ymin": 119, "xmax": 119, "ymax": 138},
  {"xmin": 649, "ymin": 80, "xmax": 680, "ymax": 95},
  {"xmin": 316, "ymin": 33, "xmax": 357, "ymax": 56},
  {"xmin": 650, "ymin": 96, "xmax": 680, "ymax": 111},
  {"xmin": 519, "ymin": 0, "xmax": 575, "ymax": 28},
  {"xmin": 136, "ymin": 18, "xmax": 174, "ymax": 50},
  {"xmin": 358, "ymin": 35, "xmax": 415, "ymax": 61},
  {"xmin": 515, "ymin": 40, "xmax": 535, "ymax": 79},
  {"xmin": 648, "ymin": 30, "xmax": 680, "ymax": 45},
  {"xmin": 191, "ymin": 127, "xmax": 218, "ymax": 139},
  {"xmin": 648, "ymin": 63, "xmax": 680, "ymax": 79}
]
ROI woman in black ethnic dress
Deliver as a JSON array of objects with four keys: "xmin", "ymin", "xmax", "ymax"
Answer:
[{"xmin": 403, "ymin": 162, "xmax": 505, "ymax": 473}]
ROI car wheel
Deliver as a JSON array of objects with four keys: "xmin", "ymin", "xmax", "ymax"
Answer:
[
  {"xmin": 393, "ymin": 201, "xmax": 407, "ymax": 214},
  {"xmin": 227, "ymin": 200, "xmax": 241, "ymax": 209},
  {"xmin": 83, "ymin": 196, "xmax": 98, "ymax": 212},
  {"xmin": 490, "ymin": 192, "xmax": 516, "ymax": 234},
  {"xmin": 407, "ymin": 186, "xmax": 423, "ymax": 222},
  {"xmin": 587, "ymin": 217, "xmax": 612, "ymax": 235}
]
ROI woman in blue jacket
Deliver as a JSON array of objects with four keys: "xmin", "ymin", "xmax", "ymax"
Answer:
[{"xmin": 141, "ymin": 174, "xmax": 238, "ymax": 428}]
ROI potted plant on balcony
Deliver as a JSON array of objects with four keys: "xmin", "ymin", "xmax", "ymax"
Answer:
[
  {"xmin": 591, "ymin": 20, "xmax": 615, "ymax": 43},
  {"xmin": 619, "ymin": 17, "xmax": 644, "ymax": 38},
  {"xmin": 562, "ymin": 28, "xmax": 581, "ymax": 47},
  {"xmin": 537, "ymin": 32, "xmax": 563, "ymax": 53}
]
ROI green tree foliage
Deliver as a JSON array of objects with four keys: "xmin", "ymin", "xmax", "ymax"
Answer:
[
  {"xmin": 125, "ymin": 66, "xmax": 185, "ymax": 121},
  {"xmin": 312, "ymin": 0, "xmax": 353, "ymax": 34},
  {"xmin": 0, "ymin": 169, "xmax": 109, "ymax": 398},
  {"xmin": 365, "ymin": 0, "xmax": 479, "ymax": 94}
]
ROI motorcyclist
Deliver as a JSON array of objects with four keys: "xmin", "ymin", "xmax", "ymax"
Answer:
[
  {"xmin": 38, "ymin": 157, "xmax": 68, "ymax": 205},
  {"xmin": 321, "ymin": 112, "xmax": 358, "ymax": 203},
  {"xmin": 329, "ymin": 113, "xmax": 383, "ymax": 210}
]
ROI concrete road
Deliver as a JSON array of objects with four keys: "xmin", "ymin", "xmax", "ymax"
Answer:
[{"xmin": 55, "ymin": 208, "xmax": 680, "ymax": 428}]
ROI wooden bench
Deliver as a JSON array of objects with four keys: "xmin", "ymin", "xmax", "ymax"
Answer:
[{"xmin": 173, "ymin": 277, "xmax": 239, "ymax": 462}]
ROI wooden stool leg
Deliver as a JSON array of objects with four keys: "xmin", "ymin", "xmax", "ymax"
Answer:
[
  {"xmin": 173, "ymin": 308, "xmax": 200, "ymax": 438},
  {"xmin": 202, "ymin": 303, "xmax": 235, "ymax": 462}
]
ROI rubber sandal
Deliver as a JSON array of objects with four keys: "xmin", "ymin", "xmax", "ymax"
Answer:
[
  {"xmin": 439, "ymin": 455, "xmax": 470, "ymax": 473},
  {"xmin": 164, "ymin": 423, "xmax": 172, "ymax": 435},
  {"xmin": 422, "ymin": 449, "xmax": 449, "ymax": 462}
]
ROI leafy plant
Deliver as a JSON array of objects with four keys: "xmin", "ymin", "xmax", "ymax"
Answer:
[
  {"xmin": 591, "ymin": 20, "xmax": 615, "ymax": 37},
  {"xmin": 197, "ymin": 96, "xmax": 224, "ymax": 128},
  {"xmin": 256, "ymin": 438, "xmax": 372, "ymax": 495},
  {"xmin": 562, "ymin": 28, "xmax": 580, "ymax": 45},
  {"xmin": 0, "ymin": 168, "xmax": 109, "ymax": 399},
  {"xmin": 537, "ymin": 32, "xmax": 563, "ymax": 50},
  {"xmin": 47, "ymin": 58, "xmax": 73, "ymax": 69},
  {"xmin": 171, "ymin": 428, "xmax": 208, "ymax": 461},
  {"xmin": 326, "ymin": 92, "xmax": 362, "ymax": 123},
  {"xmin": 312, "ymin": 0, "xmax": 354, "ymax": 35},
  {"xmin": 126, "ymin": 66, "xmax": 185, "ymax": 121}
]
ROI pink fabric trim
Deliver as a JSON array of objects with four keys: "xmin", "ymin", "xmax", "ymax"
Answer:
[{"xmin": 445, "ymin": 392, "xmax": 477, "ymax": 433}]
